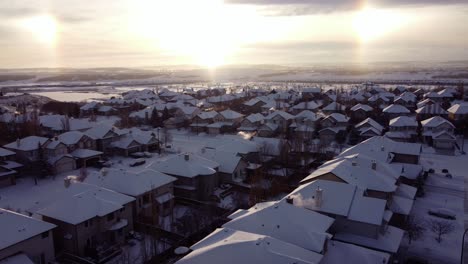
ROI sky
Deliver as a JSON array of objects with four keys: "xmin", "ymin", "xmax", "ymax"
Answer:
[{"xmin": 0, "ymin": 0, "xmax": 467, "ymax": 68}]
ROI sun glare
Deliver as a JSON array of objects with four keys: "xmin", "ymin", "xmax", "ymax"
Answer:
[
  {"xmin": 130, "ymin": 0, "xmax": 284, "ymax": 68},
  {"xmin": 21, "ymin": 15, "xmax": 58, "ymax": 44},
  {"xmin": 353, "ymin": 7, "xmax": 408, "ymax": 43}
]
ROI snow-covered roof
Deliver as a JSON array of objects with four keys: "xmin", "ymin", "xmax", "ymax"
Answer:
[
  {"xmin": 382, "ymin": 104, "xmax": 410, "ymax": 114},
  {"xmin": 324, "ymin": 113, "xmax": 349, "ymax": 123},
  {"xmin": 290, "ymin": 180, "xmax": 386, "ymax": 225},
  {"xmin": 245, "ymin": 113, "xmax": 265, "ymax": 123},
  {"xmin": 415, "ymin": 103, "xmax": 448, "ymax": 115},
  {"xmin": 150, "ymin": 153, "xmax": 219, "ymax": 178},
  {"xmin": 340, "ymin": 136, "xmax": 421, "ymax": 160},
  {"xmin": 219, "ymin": 109, "xmax": 243, "ymax": 119},
  {"xmin": 448, "ymin": 103, "xmax": 468, "ymax": 114},
  {"xmin": 420, "ymin": 116, "xmax": 454, "ymax": 128},
  {"xmin": 85, "ymin": 169, "xmax": 176, "ymax": 197},
  {"xmin": 178, "ymin": 228, "xmax": 323, "ymax": 264},
  {"xmin": 4, "ymin": 136, "xmax": 48, "ymax": 151},
  {"xmin": 295, "ymin": 110, "xmax": 319, "ymax": 121},
  {"xmin": 395, "ymin": 91, "xmax": 416, "ymax": 103},
  {"xmin": 291, "ymin": 101, "xmax": 320, "ymax": 110},
  {"xmin": 355, "ymin": 118, "xmax": 384, "ymax": 132},
  {"xmin": 321, "ymin": 240, "xmax": 389, "ymax": 264},
  {"xmin": 322, "ymin": 102, "xmax": 345, "ymax": 112},
  {"xmin": 86, "ymin": 125, "xmax": 124, "ymax": 139},
  {"xmin": 301, "ymin": 154, "xmax": 398, "ymax": 193},
  {"xmin": 58, "ymin": 131, "xmax": 86, "ymax": 145},
  {"xmin": 350, "ymin": 103, "xmax": 373, "ymax": 112},
  {"xmin": 0, "ymin": 147, "xmax": 15, "ymax": 157},
  {"xmin": 224, "ymin": 201, "xmax": 333, "ymax": 253},
  {"xmin": 199, "ymin": 148, "xmax": 241, "ymax": 174},
  {"xmin": 265, "ymin": 110, "xmax": 294, "ymax": 120},
  {"xmin": 197, "ymin": 111, "xmax": 219, "ymax": 120},
  {"xmin": 0, "ymin": 208, "xmax": 56, "ymax": 250},
  {"xmin": 0, "ymin": 254, "xmax": 35, "ymax": 264},
  {"xmin": 389, "ymin": 116, "xmax": 417, "ymax": 127},
  {"xmin": 38, "ymin": 183, "xmax": 134, "ymax": 225}
]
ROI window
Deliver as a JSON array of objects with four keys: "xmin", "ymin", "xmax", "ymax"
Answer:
[
  {"xmin": 120, "ymin": 207, "xmax": 125, "ymax": 213},
  {"xmin": 41, "ymin": 231, "xmax": 49, "ymax": 239},
  {"xmin": 107, "ymin": 213, "xmax": 114, "ymax": 221},
  {"xmin": 84, "ymin": 221, "xmax": 88, "ymax": 228}
]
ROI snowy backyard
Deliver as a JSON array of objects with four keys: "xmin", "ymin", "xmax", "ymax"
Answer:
[{"xmin": 400, "ymin": 143, "xmax": 468, "ymax": 264}]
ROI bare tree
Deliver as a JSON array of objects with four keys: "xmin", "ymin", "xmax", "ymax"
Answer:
[
  {"xmin": 428, "ymin": 219, "xmax": 455, "ymax": 243},
  {"xmin": 404, "ymin": 216, "xmax": 425, "ymax": 244}
]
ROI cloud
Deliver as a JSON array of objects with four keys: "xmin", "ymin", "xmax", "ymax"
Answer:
[{"xmin": 226, "ymin": 0, "xmax": 468, "ymax": 15}]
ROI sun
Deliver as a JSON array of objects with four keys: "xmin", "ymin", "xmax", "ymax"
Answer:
[
  {"xmin": 21, "ymin": 15, "xmax": 58, "ymax": 44},
  {"xmin": 353, "ymin": 7, "xmax": 409, "ymax": 43}
]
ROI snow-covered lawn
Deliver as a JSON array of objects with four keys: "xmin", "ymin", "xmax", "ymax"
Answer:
[{"xmin": 400, "ymin": 147, "xmax": 468, "ymax": 264}]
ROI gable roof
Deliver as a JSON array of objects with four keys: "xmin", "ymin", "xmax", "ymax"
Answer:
[
  {"xmin": 420, "ymin": 116, "xmax": 454, "ymax": 128},
  {"xmin": 85, "ymin": 169, "xmax": 176, "ymax": 197},
  {"xmin": 382, "ymin": 104, "xmax": 410, "ymax": 114},
  {"xmin": 178, "ymin": 228, "xmax": 323, "ymax": 264},
  {"xmin": 38, "ymin": 183, "xmax": 134, "ymax": 225},
  {"xmin": 389, "ymin": 116, "xmax": 417, "ymax": 127},
  {"xmin": 224, "ymin": 201, "xmax": 334, "ymax": 253},
  {"xmin": 0, "ymin": 209, "xmax": 56, "ymax": 250},
  {"xmin": 150, "ymin": 153, "xmax": 219, "ymax": 178},
  {"xmin": 4, "ymin": 136, "xmax": 48, "ymax": 151}
]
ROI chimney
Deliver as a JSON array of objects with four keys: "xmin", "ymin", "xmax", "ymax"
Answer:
[
  {"xmin": 371, "ymin": 160, "xmax": 377, "ymax": 170},
  {"xmin": 315, "ymin": 186, "xmax": 323, "ymax": 208},
  {"xmin": 184, "ymin": 154, "xmax": 189, "ymax": 161},
  {"xmin": 286, "ymin": 196, "xmax": 294, "ymax": 204},
  {"xmin": 352, "ymin": 157, "xmax": 357, "ymax": 166},
  {"xmin": 16, "ymin": 138, "xmax": 20, "ymax": 147},
  {"xmin": 381, "ymin": 145, "xmax": 385, "ymax": 151},
  {"xmin": 101, "ymin": 168, "xmax": 108, "ymax": 176},
  {"xmin": 64, "ymin": 177, "xmax": 71, "ymax": 188}
]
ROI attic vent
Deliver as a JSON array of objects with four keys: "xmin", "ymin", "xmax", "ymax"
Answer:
[
  {"xmin": 381, "ymin": 145, "xmax": 385, "ymax": 151},
  {"xmin": 184, "ymin": 154, "xmax": 189, "ymax": 161},
  {"xmin": 371, "ymin": 160, "xmax": 377, "ymax": 170},
  {"xmin": 101, "ymin": 168, "xmax": 108, "ymax": 176}
]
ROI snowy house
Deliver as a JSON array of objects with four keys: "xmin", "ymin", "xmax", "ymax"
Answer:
[
  {"xmin": 37, "ymin": 182, "xmax": 135, "ymax": 258},
  {"xmin": 350, "ymin": 104, "xmax": 373, "ymax": 121},
  {"xmin": 321, "ymin": 240, "xmax": 390, "ymax": 264},
  {"xmin": 386, "ymin": 116, "xmax": 418, "ymax": 142},
  {"xmin": 177, "ymin": 228, "xmax": 323, "ymax": 264},
  {"xmin": 79, "ymin": 101, "xmax": 99, "ymax": 116},
  {"xmin": 382, "ymin": 104, "xmax": 411, "ymax": 119},
  {"xmin": 150, "ymin": 153, "xmax": 220, "ymax": 201},
  {"xmin": 58, "ymin": 131, "xmax": 96, "ymax": 152},
  {"xmin": 264, "ymin": 110, "xmax": 294, "ymax": 134},
  {"xmin": 0, "ymin": 209, "xmax": 56, "ymax": 263},
  {"xmin": 191, "ymin": 111, "xmax": 220, "ymax": 133},
  {"xmin": 321, "ymin": 113, "xmax": 349, "ymax": 128},
  {"xmin": 174, "ymin": 106, "xmax": 201, "ymax": 120},
  {"xmin": 3, "ymin": 136, "xmax": 49, "ymax": 162},
  {"xmin": 85, "ymin": 125, "xmax": 125, "ymax": 153},
  {"xmin": 420, "ymin": 116, "xmax": 456, "ymax": 149},
  {"xmin": 290, "ymin": 101, "xmax": 321, "ymax": 114},
  {"xmin": 207, "ymin": 109, "xmax": 244, "ymax": 134},
  {"xmin": 394, "ymin": 92, "xmax": 416, "ymax": 109},
  {"xmin": 86, "ymin": 169, "xmax": 176, "ymax": 225},
  {"xmin": 415, "ymin": 102, "xmax": 448, "ymax": 120},
  {"xmin": 355, "ymin": 118, "xmax": 384, "ymax": 140},
  {"xmin": 242, "ymin": 97, "xmax": 267, "ymax": 113},
  {"xmin": 291, "ymin": 179, "xmax": 405, "ymax": 255},
  {"xmin": 237, "ymin": 113, "xmax": 264, "ymax": 132},
  {"xmin": 447, "ymin": 103, "xmax": 468, "ymax": 121},
  {"xmin": 199, "ymin": 148, "xmax": 247, "ymax": 183}
]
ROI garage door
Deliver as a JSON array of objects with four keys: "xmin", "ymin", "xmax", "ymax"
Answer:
[{"xmin": 55, "ymin": 159, "xmax": 75, "ymax": 174}]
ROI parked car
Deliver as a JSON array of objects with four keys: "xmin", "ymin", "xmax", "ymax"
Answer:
[
  {"xmin": 130, "ymin": 152, "xmax": 145, "ymax": 158},
  {"xmin": 129, "ymin": 158, "xmax": 146, "ymax": 167},
  {"xmin": 428, "ymin": 208, "xmax": 456, "ymax": 220}
]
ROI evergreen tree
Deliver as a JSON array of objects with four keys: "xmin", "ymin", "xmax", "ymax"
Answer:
[{"xmin": 162, "ymin": 107, "xmax": 170, "ymax": 121}]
